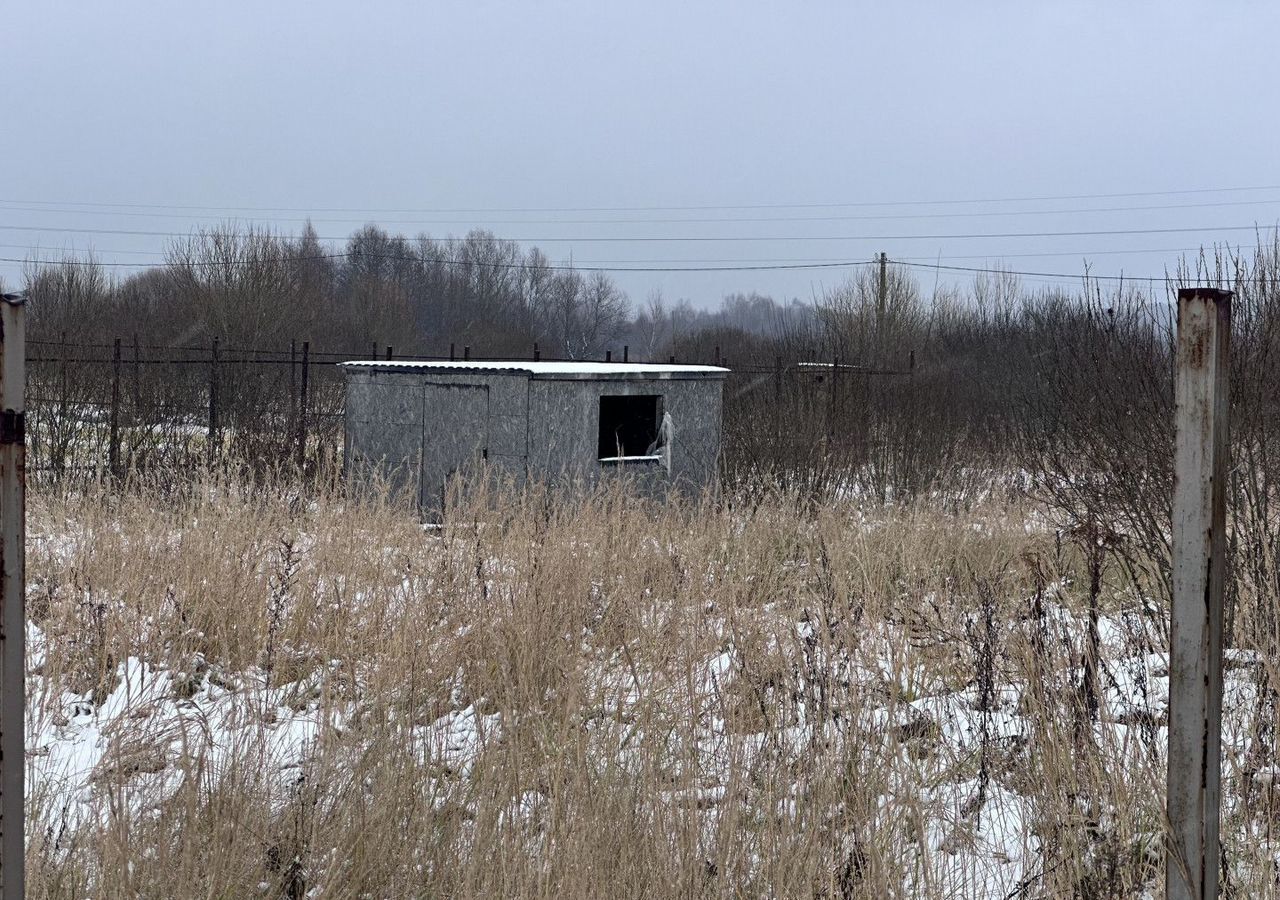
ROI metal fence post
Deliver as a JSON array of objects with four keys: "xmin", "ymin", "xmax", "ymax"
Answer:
[
  {"xmin": 1166, "ymin": 287, "xmax": 1232, "ymax": 900},
  {"xmin": 131, "ymin": 333, "xmax": 142, "ymax": 416},
  {"xmin": 58, "ymin": 331, "xmax": 67, "ymax": 417},
  {"xmin": 297, "ymin": 340, "xmax": 309, "ymax": 469},
  {"xmin": 0, "ymin": 291, "xmax": 27, "ymax": 900},
  {"xmin": 828, "ymin": 355, "xmax": 840, "ymax": 440},
  {"xmin": 207, "ymin": 338, "xmax": 220, "ymax": 466},
  {"xmin": 109, "ymin": 338, "xmax": 121, "ymax": 477}
]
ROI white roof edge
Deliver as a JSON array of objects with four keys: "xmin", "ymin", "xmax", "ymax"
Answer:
[{"xmin": 340, "ymin": 360, "xmax": 729, "ymax": 376}]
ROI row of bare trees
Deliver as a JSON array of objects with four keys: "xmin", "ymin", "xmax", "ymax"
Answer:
[{"xmin": 24, "ymin": 225, "xmax": 633, "ymax": 360}]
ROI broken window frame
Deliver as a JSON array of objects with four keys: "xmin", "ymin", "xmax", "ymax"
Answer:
[{"xmin": 597, "ymin": 394, "xmax": 664, "ymax": 463}]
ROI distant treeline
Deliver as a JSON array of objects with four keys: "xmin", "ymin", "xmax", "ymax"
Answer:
[{"xmin": 18, "ymin": 224, "xmax": 814, "ymax": 361}]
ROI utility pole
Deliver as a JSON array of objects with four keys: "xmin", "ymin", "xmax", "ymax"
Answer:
[
  {"xmin": 878, "ymin": 252, "xmax": 887, "ymax": 310},
  {"xmin": 877, "ymin": 252, "xmax": 888, "ymax": 326},
  {"xmin": 875, "ymin": 252, "xmax": 889, "ymax": 368},
  {"xmin": 0, "ymin": 291, "xmax": 27, "ymax": 900},
  {"xmin": 1166, "ymin": 287, "xmax": 1232, "ymax": 900}
]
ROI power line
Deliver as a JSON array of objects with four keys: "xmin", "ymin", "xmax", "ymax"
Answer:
[
  {"xmin": 0, "ymin": 242, "xmax": 1246, "ymax": 266},
  {"xmin": 0, "ymin": 222, "xmax": 1276, "ymax": 243},
  {"xmin": 891, "ymin": 259, "xmax": 1208, "ymax": 284},
  {"xmin": 4, "ymin": 197, "xmax": 1280, "ymax": 226},
  {"xmin": 0, "ymin": 251, "xmax": 881, "ymax": 274},
  {"xmin": 4, "ymin": 183, "xmax": 1280, "ymax": 214},
  {"xmin": 3, "ymin": 237, "xmax": 1264, "ymax": 283},
  {"xmin": 0, "ymin": 248, "xmax": 1238, "ymax": 285}
]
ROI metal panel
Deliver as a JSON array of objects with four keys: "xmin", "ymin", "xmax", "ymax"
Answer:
[
  {"xmin": 345, "ymin": 376, "xmax": 426, "ymax": 502},
  {"xmin": 421, "ymin": 383, "xmax": 489, "ymax": 512},
  {"xmin": 525, "ymin": 377, "xmax": 721, "ymax": 497}
]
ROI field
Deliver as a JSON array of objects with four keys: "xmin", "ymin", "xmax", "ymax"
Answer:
[{"xmin": 19, "ymin": 469, "xmax": 1280, "ymax": 899}]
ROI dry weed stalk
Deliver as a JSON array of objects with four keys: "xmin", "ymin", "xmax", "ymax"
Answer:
[{"xmin": 17, "ymin": 469, "xmax": 1275, "ymax": 898}]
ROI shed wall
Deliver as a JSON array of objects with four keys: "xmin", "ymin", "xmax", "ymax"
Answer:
[
  {"xmin": 344, "ymin": 371, "xmax": 425, "ymax": 500},
  {"xmin": 525, "ymin": 377, "xmax": 721, "ymax": 494},
  {"xmin": 344, "ymin": 367, "xmax": 723, "ymax": 511}
]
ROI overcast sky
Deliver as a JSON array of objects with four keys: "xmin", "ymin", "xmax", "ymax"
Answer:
[{"xmin": 6, "ymin": 2, "xmax": 1280, "ymax": 305}]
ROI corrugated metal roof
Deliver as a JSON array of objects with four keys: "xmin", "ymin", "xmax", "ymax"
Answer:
[{"xmin": 340, "ymin": 360, "xmax": 729, "ymax": 379}]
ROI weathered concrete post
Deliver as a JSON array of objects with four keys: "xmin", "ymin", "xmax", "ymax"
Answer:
[
  {"xmin": 0, "ymin": 291, "xmax": 26, "ymax": 900},
  {"xmin": 1166, "ymin": 287, "xmax": 1232, "ymax": 900}
]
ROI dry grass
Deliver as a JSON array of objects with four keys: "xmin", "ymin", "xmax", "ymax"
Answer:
[{"xmin": 18, "ymin": 470, "xmax": 1280, "ymax": 898}]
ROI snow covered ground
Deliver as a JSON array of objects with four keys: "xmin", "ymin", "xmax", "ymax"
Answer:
[
  {"xmin": 27, "ymin": 587, "xmax": 1252, "ymax": 897},
  {"xmin": 21, "ymin": 490, "xmax": 1280, "ymax": 897}
]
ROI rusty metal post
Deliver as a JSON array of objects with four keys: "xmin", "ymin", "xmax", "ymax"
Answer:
[
  {"xmin": 386, "ymin": 345, "xmax": 393, "ymax": 360},
  {"xmin": 131, "ymin": 332, "xmax": 142, "ymax": 415},
  {"xmin": 1166, "ymin": 287, "xmax": 1232, "ymax": 900},
  {"xmin": 109, "ymin": 338, "xmax": 121, "ymax": 477},
  {"xmin": 623, "ymin": 345, "xmax": 629, "ymax": 363},
  {"xmin": 296, "ymin": 340, "xmax": 309, "ymax": 469},
  {"xmin": 207, "ymin": 338, "xmax": 220, "ymax": 466},
  {"xmin": 57, "ymin": 331, "xmax": 67, "ymax": 417},
  {"xmin": 533, "ymin": 343, "xmax": 540, "ymax": 362},
  {"xmin": 605, "ymin": 350, "xmax": 612, "ymax": 363},
  {"xmin": 772, "ymin": 355, "xmax": 783, "ymax": 447},
  {"xmin": 449, "ymin": 342, "xmax": 455, "ymax": 362},
  {"xmin": 290, "ymin": 339, "xmax": 298, "ymax": 426},
  {"xmin": 463, "ymin": 345, "xmax": 470, "ymax": 361},
  {"xmin": 0, "ymin": 292, "xmax": 26, "ymax": 900},
  {"xmin": 828, "ymin": 355, "xmax": 840, "ymax": 440}
]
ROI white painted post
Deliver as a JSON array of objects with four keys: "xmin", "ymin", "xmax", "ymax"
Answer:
[
  {"xmin": 1166, "ymin": 287, "xmax": 1231, "ymax": 900},
  {"xmin": 0, "ymin": 291, "xmax": 25, "ymax": 900}
]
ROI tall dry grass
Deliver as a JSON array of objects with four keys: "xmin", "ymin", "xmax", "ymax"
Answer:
[{"xmin": 18, "ymin": 470, "xmax": 1280, "ymax": 898}]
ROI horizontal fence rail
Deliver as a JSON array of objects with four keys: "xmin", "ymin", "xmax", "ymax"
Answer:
[{"xmin": 24, "ymin": 337, "xmax": 918, "ymax": 487}]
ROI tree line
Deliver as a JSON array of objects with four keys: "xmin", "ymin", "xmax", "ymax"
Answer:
[{"xmin": 18, "ymin": 224, "xmax": 810, "ymax": 361}]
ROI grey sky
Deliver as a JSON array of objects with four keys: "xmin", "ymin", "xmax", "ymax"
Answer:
[{"xmin": 6, "ymin": 2, "xmax": 1280, "ymax": 305}]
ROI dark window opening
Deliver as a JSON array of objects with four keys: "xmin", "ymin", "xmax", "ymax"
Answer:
[{"xmin": 598, "ymin": 394, "xmax": 663, "ymax": 460}]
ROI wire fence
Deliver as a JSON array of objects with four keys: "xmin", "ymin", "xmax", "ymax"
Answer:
[{"xmin": 24, "ymin": 335, "xmax": 918, "ymax": 487}]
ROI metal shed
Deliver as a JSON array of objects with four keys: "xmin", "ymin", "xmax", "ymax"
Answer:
[{"xmin": 341, "ymin": 360, "xmax": 728, "ymax": 511}]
